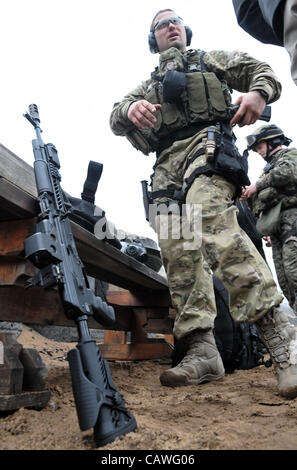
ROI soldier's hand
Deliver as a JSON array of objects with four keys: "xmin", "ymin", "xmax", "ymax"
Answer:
[
  {"xmin": 263, "ymin": 236, "xmax": 272, "ymax": 247},
  {"xmin": 241, "ymin": 183, "xmax": 257, "ymax": 199},
  {"xmin": 128, "ymin": 100, "xmax": 161, "ymax": 131},
  {"xmin": 230, "ymin": 91, "xmax": 266, "ymax": 127}
]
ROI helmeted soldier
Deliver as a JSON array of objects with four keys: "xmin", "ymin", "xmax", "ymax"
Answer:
[
  {"xmin": 110, "ymin": 9, "xmax": 297, "ymax": 398},
  {"xmin": 242, "ymin": 124, "xmax": 297, "ymax": 316}
]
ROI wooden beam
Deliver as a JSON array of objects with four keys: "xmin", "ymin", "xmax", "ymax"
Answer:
[
  {"xmin": 0, "ymin": 286, "xmax": 173, "ymax": 334},
  {"xmin": 0, "ymin": 216, "xmax": 168, "ymax": 292},
  {"xmin": 0, "ymin": 219, "xmax": 35, "ymax": 256},
  {"xmin": 0, "ymin": 258, "xmax": 35, "ymax": 285},
  {"xmin": 71, "ymin": 222, "xmax": 168, "ymax": 291},
  {"xmin": 106, "ymin": 289, "xmax": 171, "ymax": 307},
  {"xmin": 99, "ymin": 342, "xmax": 173, "ymax": 361},
  {"xmin": 0, "ymin": 391, "xmax": 50, "ymax": 411},
  {"xmin": 0, "ymin": 178, "xmax": 38, "ymax": 221},
  {"xmin": 0, "ymin": 144, "xmax": 36, "ymax": 197},
  {"xmin": 0, "ymin": 285, "xmax": 132, "ymax": 331}
]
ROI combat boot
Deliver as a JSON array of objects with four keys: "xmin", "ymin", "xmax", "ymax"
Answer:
[
  {"xmin": 160, "ymin": 328, "xmax": 225, "ymax": 387},
  {"xmin": 256, "ymin": 307, "xmax": 297, "ymax": 398}
]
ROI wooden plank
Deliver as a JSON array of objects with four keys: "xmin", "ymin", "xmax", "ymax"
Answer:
[
  {"xmin": 104, "ymin": 331, "xmax": 126, "ymax": 345},
  {"xmin": 0, "ymin": 196, "xmax": 168, "ymax": 291},
  {"xmin": 0, "ymin": 219, "xmax": 35, "ymax": 255},
  {"xmin": 0, "ymin": 390, "xmax": 50, "ymax": 411},
  {"xmin": 0, "ymin": 333, "xmax": 24, "ymax": 395},
  {"xmin": 100, "ymin": 342, "xmax": 173, "ymax": 361},
  {"xmin": 0, "ymin": 259, "xmax": 35, "ymax": 285},
  {"xmin": 20, "ymin": 348, "xmax": 47, "ymax": 392},
  {"xmin": 71, "ymin": 222, "xmax": 168, "ymax": 291},
  {"xmin": 106, "ymin": 290, "xmax": 171, "ymax": 307},
  {"xmin": 0, "ymin": 285, "xmax": 133, "ymax": 331},
  {"xmin": 0, "ymin": 143, "xmax": 36, "ymax": 197},
  {"xmin": 0, "ymin": 178, "xmax": 38, "ymax": 221}
]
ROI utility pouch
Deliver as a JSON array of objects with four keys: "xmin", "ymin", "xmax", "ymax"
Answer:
[
  {"xmin": 256, "ymin": 200, "xmax": 282, "ymax": 236},
  {"xmin": 186, "ymin": 72, "xmax": 229, "ymax": 122},
  {"xmin": 186, "ymin": 72, "xmax": 209, "ymax": 120},
  {"xmin": 163, "ymin": 70, "xmax": 187, "ymax": 103},
  {"xmin": 204, "ymin": 73, "xmax": 228, "ymax": 116},
  {"xmin": 213, "ymin": 140, "xmax": 250, "ymax": 189},
  {"xmin": 126, "ymin": 128, "xmax": 159, "ymax": 155}
]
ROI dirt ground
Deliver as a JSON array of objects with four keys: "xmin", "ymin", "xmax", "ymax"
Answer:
[{"xmin": 1, "ymin": 325, "xmax": 297, "ymax": 451}]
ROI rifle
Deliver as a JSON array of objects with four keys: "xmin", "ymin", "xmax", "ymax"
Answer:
[{"xmin": 23, "ymin": 104, "xmax": 137, "ymax": 447}]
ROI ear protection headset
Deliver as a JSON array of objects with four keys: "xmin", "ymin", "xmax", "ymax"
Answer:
[{"xmin": 148, "ymin": 23, "xmax": 192, "ymax": 54}]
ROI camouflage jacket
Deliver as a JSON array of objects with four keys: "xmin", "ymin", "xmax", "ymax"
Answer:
[
  {"xmin": 110, "ymin": 48, "xmax": 281, "ymax": 142},
  {"xmin": 251, "ymin": 147, "xmax": 297, "ymax": 216}
]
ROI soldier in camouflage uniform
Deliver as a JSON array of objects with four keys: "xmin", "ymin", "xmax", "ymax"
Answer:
[
  {"xmin": 242, "ymin": 124, "xmax": 297, "ymax": 313},
  {"xmin": 110, "ymin": 9, "xmax": 297, "ymax": 398}
]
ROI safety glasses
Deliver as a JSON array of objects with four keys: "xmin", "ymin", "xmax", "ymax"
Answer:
[{"xmin": 153, "ymin": 16, "xmax": 184, "ymax": 32}]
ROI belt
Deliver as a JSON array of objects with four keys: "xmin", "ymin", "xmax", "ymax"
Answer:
[{"xmin": 156, "ymin": 121, "xmax": 217, "ymax": 156}]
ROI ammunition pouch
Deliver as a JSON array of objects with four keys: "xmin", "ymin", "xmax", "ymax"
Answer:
[
  {"xmin": 163, "ymin": 70, "xmax": 187, "ymax": 103},
  {"xmin": 126, "ymin": 48, "xmax": 232, "ymax": 156},
  {"xmin": 256, "ymin": 200, "xmax": 282, "ymax": 236},
  {"xmin": 186, "ymin": 71, "xmax": 229, "ymax": 122},
  {"xmin": 126, "ymin": 128, "xmax": 159, "ymax": 156},
  {"xmin": 213, "ymin": 145, "xmax": 250, "ymax": 189}
]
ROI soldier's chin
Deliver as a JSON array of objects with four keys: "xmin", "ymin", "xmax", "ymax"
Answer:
[{"xmin": 168, "ymin": 39, "xmax": 183, "ymax": 50}]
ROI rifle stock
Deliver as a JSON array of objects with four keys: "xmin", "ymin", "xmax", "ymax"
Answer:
[{"xmin": 23, "ymin": 104, "xmax": 137, "ymax": 447}]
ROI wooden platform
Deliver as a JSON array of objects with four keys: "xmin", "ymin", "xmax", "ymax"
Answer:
[{"xmin": 0, "ymin": 143, "xmax": 174, "ymax": 364}]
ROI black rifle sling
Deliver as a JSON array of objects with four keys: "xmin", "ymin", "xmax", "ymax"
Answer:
[{"xmin": 81, "ymin": 161, "xmax": 103, "ymax": 204}]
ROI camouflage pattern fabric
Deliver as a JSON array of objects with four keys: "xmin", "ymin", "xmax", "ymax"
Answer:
[
  {"xmin": 110, "ymin": 49, "xmax": 281, "ymax": 138},
  {"xmin": 251, "ymin": 148, "xmax": 297, "ymax": 216},
  {"xmin": 110, "ymin": 47, "xmax": 283, "ymax": 340},
  {"xmin": 271, "ymin": 208, "xmax": 297, "ymax": 310},
  {"xmin": 153, "ymin": 130, "xmax": 283, "ymax": 340},
  {"xmin": 255, "ymin": 147, "xmax": 297, "ymax": 195},
  {"xmin": 252, "ymin": 148, "xmax": 297, "ymax": 312}
]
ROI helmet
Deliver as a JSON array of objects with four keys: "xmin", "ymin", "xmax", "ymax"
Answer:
[{"xmin": 246, "ymin": 124, "xmax": 291, "ymax": 150}]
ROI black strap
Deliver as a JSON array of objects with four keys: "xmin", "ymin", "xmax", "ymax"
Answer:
[
  {"xmin": 156, "ymin": 121, "xmax": 217, "ymax": 156},
  {"xmin": 183, "ymin": 164, "xmax": 213, "ymax": 194},
  {"xmin": 184, "ymin": 147, "xmax": 206, "ymax": 172},
  {"xmin": 199, "ymin": 51, "xmax": 208, "ymax": 72},
  {"xmin": 81, "ymin": 161, "xmax": 103, "ymax": 204},
  {"xmin": 151, "ymin": 188, "xmax": 184, "ymax": 202}
]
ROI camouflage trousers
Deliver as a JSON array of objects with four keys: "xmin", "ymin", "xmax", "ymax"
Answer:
[
  {"xmin": 271, "ymin": 207, "xmax": 297, "ymax": 312},
  {"xmin": 152, "ymin": 131, "xmax": 283, "ymax": 340}
]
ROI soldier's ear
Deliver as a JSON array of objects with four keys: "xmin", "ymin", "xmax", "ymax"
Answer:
[
  {"xmin": 148, "ymin": 31, "xmax": 158, "ymax": 54},
  {"xmin": 185, "ymin": 25, "xmax": 192, "ymax": 47}
]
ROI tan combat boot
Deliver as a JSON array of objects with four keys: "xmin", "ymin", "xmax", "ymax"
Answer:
[
  {"xmin": 256, "ymin": 307, "xmax": 297, "ymax": 398},
  {"xmin": 160, "ymin": 328, "xmax": 225, "ymax": 387}
]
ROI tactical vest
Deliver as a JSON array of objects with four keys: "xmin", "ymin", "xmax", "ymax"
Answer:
[{"xmin": 127, "ymin": 48, "xmax": 232, "ymax": 155}]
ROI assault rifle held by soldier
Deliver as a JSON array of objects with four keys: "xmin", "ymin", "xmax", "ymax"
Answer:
[{"xmin": 23, "ymin": 104, "xmax": 137, "ymax": 447}]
